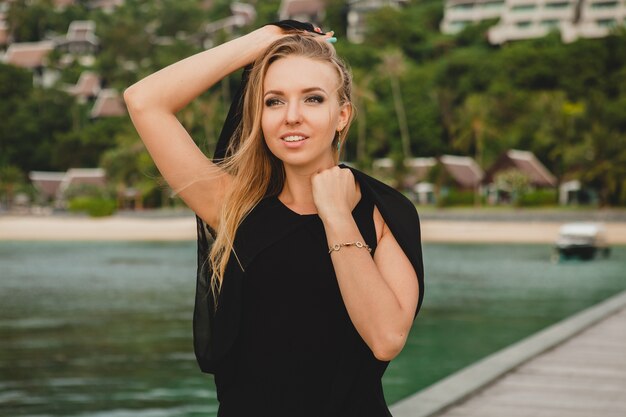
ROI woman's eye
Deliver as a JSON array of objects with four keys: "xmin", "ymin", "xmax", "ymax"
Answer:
[
  {"xmin": 264, "ymin": 98, "xmax": 282, "ymax": 107},
  {"xmin": 306, "ymin": 95, "xmax": 324, "ymax": 104}
]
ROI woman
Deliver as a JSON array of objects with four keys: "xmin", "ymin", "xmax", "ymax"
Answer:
[{"xmin": 125, "ymin": 21, "xmax": 424, "ymax": 417}]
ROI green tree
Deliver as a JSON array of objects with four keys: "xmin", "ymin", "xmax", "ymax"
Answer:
[
  {"xmin": 351, "ymin": 69, "xmax": 376, "ymax": 168},
  {"xmin": 379, "ymin": 49, "xmax": 411, "ymax": 158},
  {"xmin": 580, "ymin": 124, "xmax": 626, "ymax": 206},
  {"xmin": 3, "ymin": 88, "xmax": 74, "ymax": 172},
  {"xmin": 451, "ymin": 94, "xmax": 500, "ymax": 169},
  {"xmin": 100, "ymin": 128, "xmax": 163, "ymax": 208},
  {"xmin": 0, "ymin": 165, "xmax": 25, "ymax": 209}
]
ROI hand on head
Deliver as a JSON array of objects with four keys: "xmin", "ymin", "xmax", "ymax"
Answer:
[{"xmin": 265, "ymin": 20, "xmax": 336, "ymax": 44}]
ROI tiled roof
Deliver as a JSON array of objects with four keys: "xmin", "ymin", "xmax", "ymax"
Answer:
[
  {"xmin": 90, "ymin": 89, "xmax": 127, "ymax": 118},
  {"xmin": 404, "ymin": 157, "xmax": 437, "ymax": 185},
  {"xmin": 0, "ymin": 20, "xmax": 8, "ymax": 46},
  {"xmin": 69, "ymin": 71, "xmax": 101, "ymax": 98},
  {"xmin": 485, "ymin": 149, "xmax": 557, "ymax": 187},
  {"xmin": 279, "ymin": 0, "xmax": 325, "ymax": 19},
  {"xmin": 54, "ymin": 0, "xmax": 76, "ymax": 8},
  {"xmin": 89, "ymin": 0, "xmax": 125, "ymax": 12},
  {"xmin": 30, "ymin": 169, "xmax": 107, "ymax": 198},
  {"xmin": 506, "ymin": 149, "xmax": 557, "ymax": 187},
  {"xmin": 59, "ymin": 168, "xmax": 107, "ymax": 194},
  {"xmin": 3, "ymin": 41, "xmax": 55, "ymax": 68},
  {"xmin": 29, "ymin": 171, "xmax": 66, "ymax": 198},
  {"xmin": 440, "ymin": 155, "xmax": 484, "ymax": 188},
  {"xmin": 66, "ymin": 20, "xmax": 98, "ymax": 44}
]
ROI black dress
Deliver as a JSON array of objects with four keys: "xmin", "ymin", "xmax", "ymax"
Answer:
[{"xmin": 214, "ymin": 192, "xmax": 393, "ymax": 417}]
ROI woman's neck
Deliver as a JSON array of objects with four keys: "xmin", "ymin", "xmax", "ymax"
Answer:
[{"xmin": 279, "ymin": 159, "xmax": 337, "ymax": 209}]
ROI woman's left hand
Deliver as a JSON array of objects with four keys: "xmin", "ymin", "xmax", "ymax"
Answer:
[{"xmin": 311, "ymin": 166, "xmax": 360, "ymax": 222}]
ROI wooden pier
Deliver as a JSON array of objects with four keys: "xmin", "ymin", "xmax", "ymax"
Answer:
[{"xmin": 391, "ymin": 291, "xmax": 626, "ymax": 417}]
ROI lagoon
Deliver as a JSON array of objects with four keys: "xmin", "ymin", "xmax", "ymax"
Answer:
[{"xmin": 1, "ymin": 241, "xmax": 625, "ymax": 416}]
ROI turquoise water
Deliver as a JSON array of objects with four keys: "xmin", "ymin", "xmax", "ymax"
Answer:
[{"xmin": 1, "ymin": 241, "xmax": 625, "ymax": 416}]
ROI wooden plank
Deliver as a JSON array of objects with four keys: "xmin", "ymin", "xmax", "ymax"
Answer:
[
  {"xmin": 433, "ymin": 306, "xmax": 626, "ymax": 417},
  {"xmin": 441, "ymin": 403, "xmax": 626, "ymax": 417}
]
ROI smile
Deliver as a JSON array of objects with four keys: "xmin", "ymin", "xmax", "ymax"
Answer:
[{"xmin": 282, "ymin": 135, "xmax": 307, "ymax": 142}]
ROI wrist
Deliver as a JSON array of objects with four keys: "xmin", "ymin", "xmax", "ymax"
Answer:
[
  {"xmin": 320, "ymin": 209, "xmax": 355, "ymax": 229},
  {"xmin": 249, "ymin": 25, "xmax": 283, "ymax": 48}
]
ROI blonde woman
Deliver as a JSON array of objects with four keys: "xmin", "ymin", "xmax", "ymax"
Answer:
[{"xmin": 125, "ymin": 21, "xmax": 424, "ymax": 417}]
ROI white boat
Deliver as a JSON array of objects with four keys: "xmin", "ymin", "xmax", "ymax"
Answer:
[{"xmin": 554, "ymin": 223, "xmax": 610, "ymax": 261}]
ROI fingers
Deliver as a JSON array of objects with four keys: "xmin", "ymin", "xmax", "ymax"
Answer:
[{"xmin": 313, "ymin": 29, "xmax": 336, "ymax": 44}]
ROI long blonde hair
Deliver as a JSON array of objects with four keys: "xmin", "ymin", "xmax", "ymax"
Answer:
[{"xmin": 207, "ymin": 33, "xmax": 355, "ymax": 306}]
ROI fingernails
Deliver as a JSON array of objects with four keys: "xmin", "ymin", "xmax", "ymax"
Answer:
[{"xmin": 326, "ymin": 37, "xmax": 337, "ymax": 43}]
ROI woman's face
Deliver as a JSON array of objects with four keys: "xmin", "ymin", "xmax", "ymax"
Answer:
[{"xmin": 261, "ymin": 55, "xmax": 350, "ymax": 171}]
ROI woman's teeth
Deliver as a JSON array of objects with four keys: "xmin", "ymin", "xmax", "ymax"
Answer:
[{"xmin": 283, "ymin": 135, "xmax": 306, "ymax": 142}]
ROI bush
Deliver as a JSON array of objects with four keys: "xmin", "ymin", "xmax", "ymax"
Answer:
[
  {"xmin": 68, "ymin": 197, "xmax": 117, "ymax": 217},
  {"xmin": 437, "ymin": 189, "xmax": 476, "ymax": 207},
  {"xmin": 64, "ymin": 183, "xmax": 112, "ymax": 200},
  {"xmin": 517, "ymin": 189, "xmax": 557, "ymax": 207}
]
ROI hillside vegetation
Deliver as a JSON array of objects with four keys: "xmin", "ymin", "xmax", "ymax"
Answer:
[{"xmin": 2, "ymin": 0, "xmax": 625, "ymax": 206}]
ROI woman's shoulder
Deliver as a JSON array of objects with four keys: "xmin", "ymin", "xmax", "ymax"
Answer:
[{"xmin": 339, "ymin": 163, "xmax": 417, "ymax": 215}]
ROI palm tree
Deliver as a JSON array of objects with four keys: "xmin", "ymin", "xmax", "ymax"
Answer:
[
  {"xmin": 0, "ymin": 165, "xmax": 25, "ymax": 210},
  {"xmin": 452, "ymin": 94, "xmax": 499, "ymax": 206},
  {"xmin": 452, "ymin": 94, "xmax": 498, "ymax": 170},
  {"xmin": 351, "ymin": 69, "xmax": 376, "ymax": 169},
  {"xmin": 380, "ymin": 49, "xmax": 412, "ymax": 159}
]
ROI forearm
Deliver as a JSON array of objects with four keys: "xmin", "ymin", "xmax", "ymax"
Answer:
[
  {"xmin": 323, "ymin": 213, "xmax": 407, "ymax": 361},
  {"xmin": 124, "ymin": 26, "xmax": 281, "ymax": 113}
]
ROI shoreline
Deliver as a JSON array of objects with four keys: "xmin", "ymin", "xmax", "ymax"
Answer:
[{"xmin": 1, "ymin": 215, "xmax": 625, "ymax": 244}]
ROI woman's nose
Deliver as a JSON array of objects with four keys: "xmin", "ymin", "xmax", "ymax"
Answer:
[{"xmin": 285, "ymin": 101, "xmax": 303, "ymax": 125}]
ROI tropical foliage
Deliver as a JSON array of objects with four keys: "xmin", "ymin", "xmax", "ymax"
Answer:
[{"xmin": 2, "ymin": 0, "xmax": 626, "ymax": 205}]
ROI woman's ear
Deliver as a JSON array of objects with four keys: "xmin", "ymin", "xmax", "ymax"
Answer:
[{"xmin": 337, "ymin": 102, "xmax": 352, "ymax": 131}]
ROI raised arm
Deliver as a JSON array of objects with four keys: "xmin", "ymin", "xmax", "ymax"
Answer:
[{"xmin": 123, "ymin": 26, "xmax": 283, "ymax": 230}]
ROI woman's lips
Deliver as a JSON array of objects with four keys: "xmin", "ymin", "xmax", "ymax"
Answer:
[
  {"xmin": 281, "ymin": 134, "xmax": 309, "ymax": 148},
  {"xmin": 281, "ymin": 135, "xmax": 307, "ymax": 142}
]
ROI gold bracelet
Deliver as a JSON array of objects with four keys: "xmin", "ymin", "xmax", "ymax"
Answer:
[{"xmin": 328, "ymin": 241, "xmax": 371, "ymax": 254}]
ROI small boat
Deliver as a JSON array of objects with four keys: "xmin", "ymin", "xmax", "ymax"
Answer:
[{"xmin": 554, "ymin": 223, "xmax": 610, "ymax": 261}]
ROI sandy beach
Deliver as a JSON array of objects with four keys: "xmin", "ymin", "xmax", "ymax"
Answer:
[{"xmin": 1, "ymin": 215, "xmax": 625, "ymax": 244}]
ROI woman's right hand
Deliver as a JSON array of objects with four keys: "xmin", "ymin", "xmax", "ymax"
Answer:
[
  {"xmin": 123, "ymin": 22, "xmax": 332, "ymax": 231},
  {"xmin": 123, "ymin": 25, "xmax": 291, "ymax": 231}
]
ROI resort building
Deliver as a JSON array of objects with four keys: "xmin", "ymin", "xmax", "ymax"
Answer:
[
  {"xmin": 485, "ymin": 149, "xmax": 556, "ymax": 188},
  {"xmin": 1, "ymin": 41, "xmax": 59, "ymax": 87},
  {"xmin": 438, "ymin": 155, "xmax": 485, "ymax": 190},
  {"xmin": 67, "ymin": 71, "xmax": 101, "ymax": 102},
  {"xmin": 440, "ymin": 0, "xmax": 506, "ymax": 34},
  {"xmin": 566, "ymin": 0, "xmax": 626, "ymax": 41},
  {"xmin": 90, "ymin": 89, "xmax": 127, "ymax": 118},
  {"xmin": 278, "ymin": 0, "xmax": 326, "ymax": 26},
  {"xmin": 29, "ymin": 168, "xmax": 107, "ymax": 206},
  {"xmin": 0, "ymin": 19, "xmax": 8, "ymax": 46},
  {"xmin": 404, "ymin": 157, "xmax": 437, "ymax": 204},
  {"xmin": 2, "ymin": 40, "xmax": 54, "ymax": 69},
  {"xmin": 53, "ymin": 0, "xmax": 77, "ymax": 10},
  {"xmin": 484, "ymin": 149, "xmax": 556, "ymax": 204},
  {"xmin": 55, "ymin": 20, "xmax": 99, "ymax": 55},
  {"xmin": 88, "ymin": 0, "xmax": 125, "ymax": 13},
  {"xmin": 28, "ymin": 171, "xmax": 67, "ymax": 204},
  {"xmin": 347, "ymin": 0, "xmax": 409, "ymax": 43},
  {"xmin": 441, "ymin": 0, "xmax": 626, "ymax": 43},
  {"xmin": 197, "ymin": 2, "xmax": 256, "ymax": 49}
]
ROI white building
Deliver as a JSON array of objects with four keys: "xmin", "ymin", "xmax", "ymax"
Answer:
[
  {"xmin": 347, "ymin": 0, "xmax": 409, "ymax": 43},
  {"xmin": 440, "ymin": 0, "xmax": 506, "ymax": 34},
  {"xmin": 441, "ymin": 0, "xmax": 626, "ymax": 43},
  {"xmin": 278, "ymin": 0, "xmax": 326, "ymax": 26}
]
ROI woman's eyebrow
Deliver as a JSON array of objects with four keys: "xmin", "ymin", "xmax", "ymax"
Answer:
[{"xmin": 264, "ymin": 87, "xmax": 327, "ymax": 97}]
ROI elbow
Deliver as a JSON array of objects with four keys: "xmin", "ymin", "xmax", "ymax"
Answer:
[
  {"xmin": 123, "ymin": 85, "xmax": 142, "ymax": 111},
  {"xmin": 372, "ymin": 332, "xmax": 407, "ymax": 362},
  {"xmin": 124, "ymin": 84, "xmax": 172, "ymax": 115}
]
